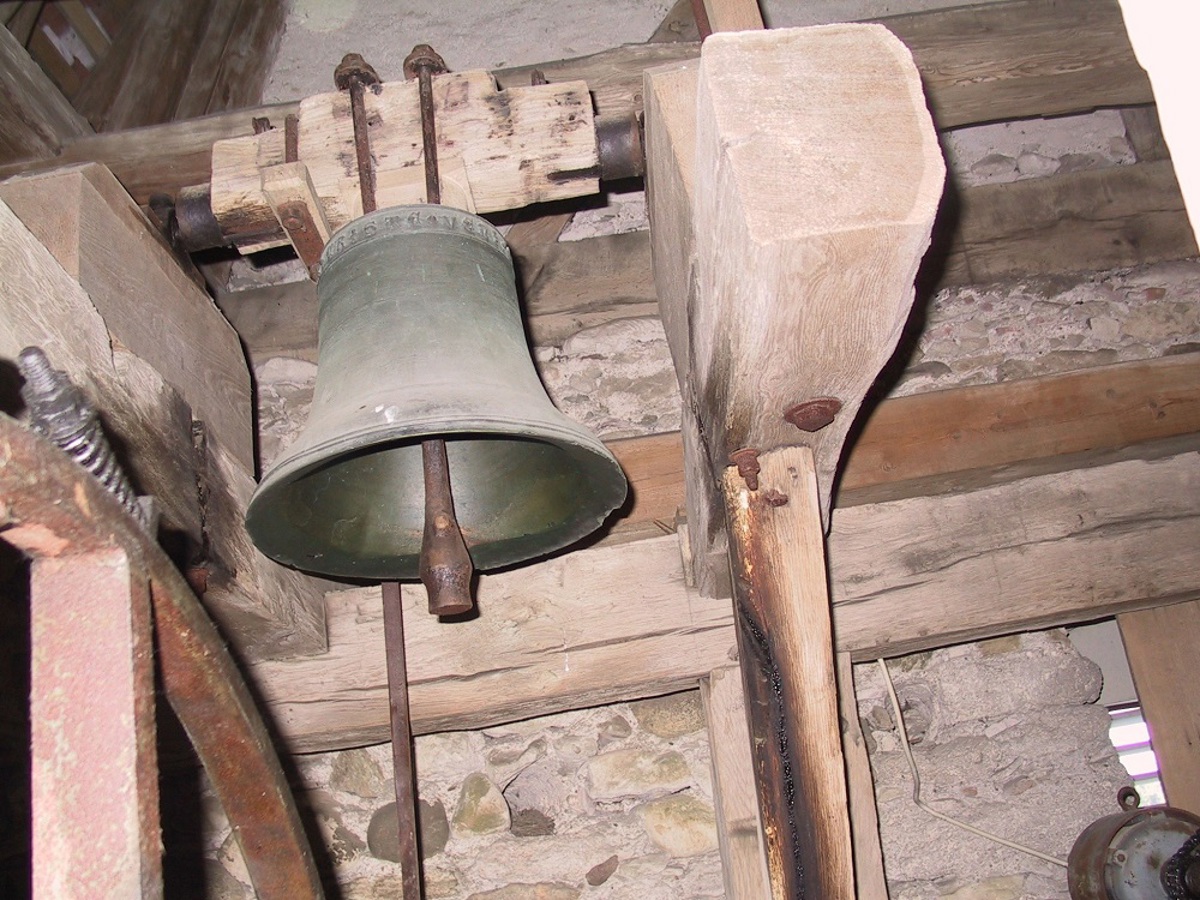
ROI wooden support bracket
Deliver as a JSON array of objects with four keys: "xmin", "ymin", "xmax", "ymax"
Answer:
[
  {"xmin": 646, "ymin": 23, "xmax": 943, "ymax": 897},
  {"xmin": 211, "ymin": 70, "xmax": 598, "ymax": 253}
]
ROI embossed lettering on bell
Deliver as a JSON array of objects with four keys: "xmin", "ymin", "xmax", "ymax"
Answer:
[{"xmin": 246, "ymin": 205, "xmax": 628, "ymax": 580}]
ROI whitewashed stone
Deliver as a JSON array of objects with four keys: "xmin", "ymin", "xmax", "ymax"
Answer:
[
  {"xmin": 639, "ymin": 792, "xmax": 718, "ymax": 858},
  {"xmin": 452, "ymin": 773, "xmax": 511, "ymax": 835},
  {"xmin": 585, "ymin": 748, "xmax": 691, "ymax": 802}
]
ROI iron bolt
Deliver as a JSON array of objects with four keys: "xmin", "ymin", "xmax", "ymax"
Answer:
[
  {"xmin": 784, "ymin": 397, "xmax": 843, "ymax": 432},
  {"xmin": 729, "ymin": 448, "xmax": 761, "ymax": 491}
]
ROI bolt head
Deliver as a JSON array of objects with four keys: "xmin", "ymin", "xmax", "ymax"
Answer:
[{"xmin": 784, "ymin": 397, "xmax": 843, "ymax": 432}]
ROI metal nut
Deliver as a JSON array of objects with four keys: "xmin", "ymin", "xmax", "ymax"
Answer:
[{"xmin": 403, "ymin": 43, "xmax": 448, "ymax": 80}]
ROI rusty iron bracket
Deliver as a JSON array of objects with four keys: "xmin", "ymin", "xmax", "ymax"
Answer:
[{"xmin": 0, "ymin": 413, "xmax": 324, "ymax": 899}]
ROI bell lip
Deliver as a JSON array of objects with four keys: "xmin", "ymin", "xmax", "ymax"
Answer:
[
  {"xmin": 318, "ymin": 204, "xmax": 512, "ymax": 279},
  {"xmin": 246, "ymin": 415, "xmax": 629, "ymax": 581}
]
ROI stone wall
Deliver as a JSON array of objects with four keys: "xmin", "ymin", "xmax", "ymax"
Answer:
[{"xmin": 194, "ymin": 635, "xmax": 1127, "ymax": 899}]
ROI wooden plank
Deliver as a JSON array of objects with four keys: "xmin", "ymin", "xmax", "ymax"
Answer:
[
  {"xmin": 840, "ymin": 351, "xmax": 1200, "ymax": 504},
  {"xmin": 885, "ymin": 0, "xmax": 1152, "ymax": 129},
  {"xmin": 951, "ymin": 159, "xmax": 1197, "ymax": 284},
  {"xmin": 0, "ymin": 163, "xmax": 255, "ymax": 471},
  {"xmin": 248, "ymin": 441, "xmax": 1200, "ymax": 753},
  {"xmin": 0, "ymin": 21, "xmax": 91, "ymax": 164},
  {"xmin": 172, "ymin": 0, "xmax": 240, "ymax": 120},
  {"xmin": 3, "ymin": 2, "xmax": 41, "ymax": 40},
  {"xmin": 1121, "ymin": 105, "xmax": 1170, "ymax": 163},
  {"xmin": 198, "ymin": 0, "xmax": 287, "ymax": 114},
  {"xmin": 59, "ymin": 0, "xmax": 110, "ymax": 61},
  {"xmin": 73, "ymin": 0, "xmax": 212, "ymax": 131},
  {"xmin": 702, "ymin": 0, "xmax": 764, "ymax": 33},
  {"xmin": 1118, "ymin": 600, "xmax": 1200, "ymax": 811},
  {"xmin": 723, "ymin": 447, "xmax": 854, "ymax": 899},
  {"xmin": 702, "ymin": 666, "xmax": 770, "ymax": 900},
  {"xmin": 836, "ymin": 652, "xmax": 888, "ymax": 899},
  {"xmin": 27, "ymin": 2, "xmax": 86, "ymax": 96}
]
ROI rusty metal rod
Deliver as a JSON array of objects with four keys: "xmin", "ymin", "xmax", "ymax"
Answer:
[
  {"xmin": 334, "ymin": 53, "xmax": 382, "ymax": 216},
  {"xmin": 336, "ymin": 50, "xmax": 446, "ymax": 900},
  {"xmin": 416, "ymin": 70, "xmax": 440, "ymax": 204},
  {"xmin": 404, "ymin": 43, "xmax": 475, "ymax": 617},
  {"xmin": 381, "ymin": 583, "xmax": 424, "ymax": 895},
  {"xmin": 349, "ymin": 80, "xmax": 377, "ymax": 214}
]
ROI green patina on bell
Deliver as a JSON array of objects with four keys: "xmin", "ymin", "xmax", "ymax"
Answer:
[{"xmin": 245, "ymin": 205, "xmax": 628, "ymax": 580}]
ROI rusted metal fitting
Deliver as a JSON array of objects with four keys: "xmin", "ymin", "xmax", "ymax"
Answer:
[
  {"xmin": 783, "ymin": 397, "xmax": 843, "ymax": 432},
  {"xmin": 729, "ymin": 448, "xmax": 761, "ymax": 491},
  {"xmin": 762, "ymin": 489, "xmax": 789, "ymax": 507},
  {"xmin": 334, "ymin": 52, "xmax": 382, "ymax": 90},
  {"xmin": 335, "ymin": 53, "xmax": 383, "ymax": 215},
  {"xmin": 172, "ymin": 184, "xmax": 226, "ymax": 252},
  {"xmin": 403, "ymin": 43, "xmax": 448, "ymax": 80},
  {"xmin": 277, "ymin": 201, "xmax": 326, "ymax": 279},
  {"xmin": 596, "ymin": 112, "xmax": 645, "ymax": 181}
]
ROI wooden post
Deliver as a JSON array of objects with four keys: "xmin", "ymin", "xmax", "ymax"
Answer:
[
  {"xmin": 646, "ymin": 23, "xmax": 943, "ymax": 897},
  {"xmin": 723, "ymin": 447, "xmax": 853, "ymax": 898},
  {"xmin": 836, "ymin": 652, "xmax": 889, "ymax": 896},
  {"xmin": 703, "ymin": 666, "xmax": 771, "ymax": 898}
]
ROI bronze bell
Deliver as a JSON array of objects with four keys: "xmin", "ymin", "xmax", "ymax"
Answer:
[{"xmin": 245, "ymin": 205, "xmax": 628, "ymax": 586}]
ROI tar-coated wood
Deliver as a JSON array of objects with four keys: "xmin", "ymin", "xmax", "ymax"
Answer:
[{"xmin": 723, "ymin": 448, "xmax": 854, "ymax": 899}]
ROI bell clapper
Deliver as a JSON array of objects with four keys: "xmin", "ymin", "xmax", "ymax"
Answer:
[{"xmin": 419, "ymin": 438, "xmax": 474, "ymax": 615}]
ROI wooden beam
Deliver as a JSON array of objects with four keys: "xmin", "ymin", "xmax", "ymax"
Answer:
[
  {"xmin": 0, "ymin": 0, "xmax": 1153, "ymax": 206},
  {"xmin": 0, "ymin": 21, "xmax": 92, "ymax": 164},
  {"xmin": 175, "ymin": 0, "xmax": 288, "ymax": 119},
  {"xmin": 210, "ymin": 72, "xmax": 599, "ymax": 251},
  {"xmin": 723, "ymin": 448, "xmax": 854, "ymax": 898},
  {"xmin": 72, "ymin": 0, "xmax": 212, "ymax": 131},
  {"xmin": 702, "ymin": 666, "xmax": 770, "ymax": 899},
  {"xmin": 947, "ymin": 159, "xmax": 1197, "ymax": 286},
  {"xmin": 0, "ymin": 163, "xmax": 255, "ymax": 471},
  {"xmin": 836, "ymin": 652, "xmax": 888, "ymax": 898},
  {"xmin": 172, "ymin": 0, "xmax": 242, "ymax": 121},
  {"xmin": 1118, "ymin": 601, "xmax": 1200, "ymax": 811},
  {"xmin": 646, "ymin": 27, "xmax": 943, "ymax": 588},
  {"xmin": 247, "ymin": 439, "xmax": 1200, "ymax": 754},
  {"xmin": 887, "ymin": 0, "xmax": 1150, "ymax": 129},
  {"xmin": 702, "ymin": 0, "xmax": 764, "ymax": 33}
]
